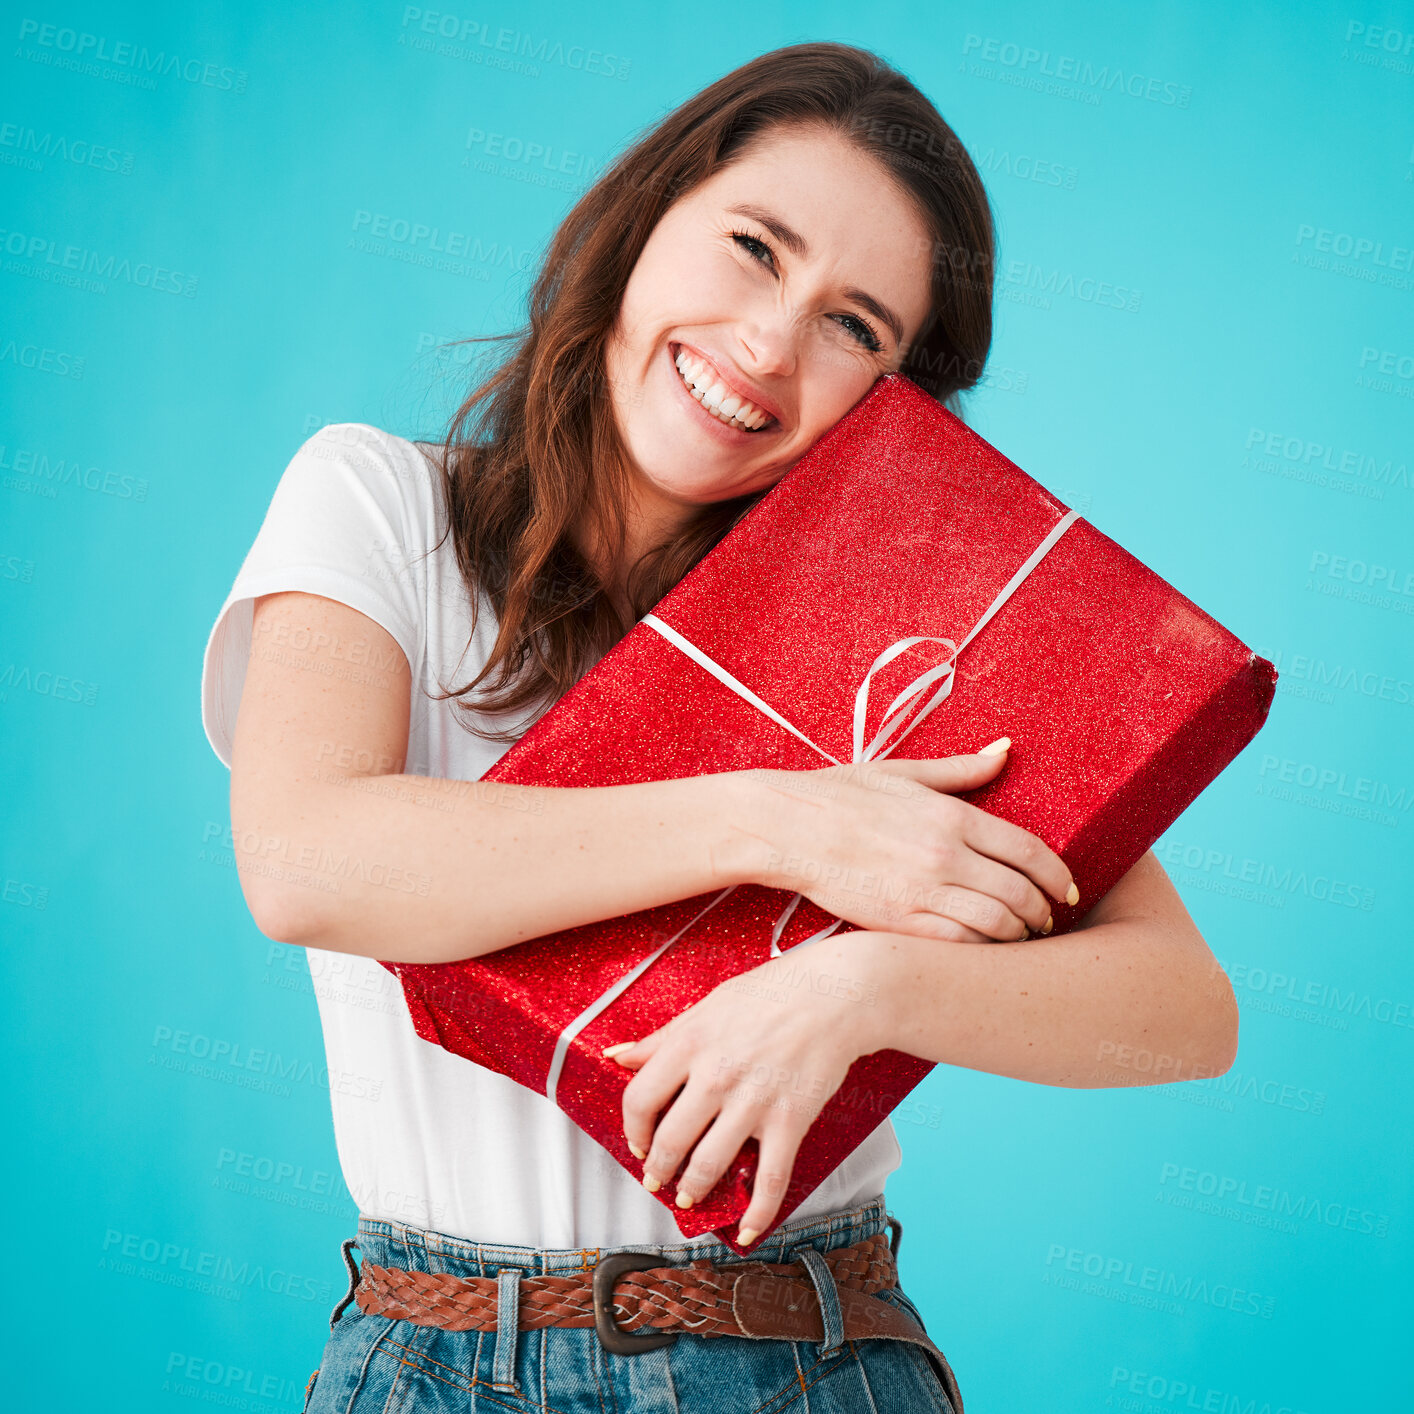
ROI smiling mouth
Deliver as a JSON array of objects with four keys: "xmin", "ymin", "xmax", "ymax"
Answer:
[{"xmin": 671, "ymin": 345, "xmax": 778, "ymax": 433}]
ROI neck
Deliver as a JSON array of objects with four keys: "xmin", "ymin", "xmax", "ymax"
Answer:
[{"xmin": 580, "ymin": 475, "xmax": 697, "ymax": 623}]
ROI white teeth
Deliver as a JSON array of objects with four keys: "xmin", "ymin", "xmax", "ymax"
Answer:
[{"xmin": 674, "ymin": 349, "xmax": 772, "ymax": 432}]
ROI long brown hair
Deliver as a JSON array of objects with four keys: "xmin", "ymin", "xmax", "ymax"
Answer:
[{"xmin": 425, "ymin": 41, "xmax": 995, "ymax": 740}]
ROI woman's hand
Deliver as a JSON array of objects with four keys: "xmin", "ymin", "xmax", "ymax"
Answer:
[
  {"xmin": 604, "ymin": 933, "xmax": 887, "ymax": 1245},
  {"xmin": 745, "ymin": 741, "xmax": 1078, "ymax": 945}
]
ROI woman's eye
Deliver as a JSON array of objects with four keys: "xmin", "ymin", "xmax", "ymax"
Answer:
[
  {"xmin": 731, "ymin": 230, "xmax": 774, "ymax": 267},
  {"xmin": 832, "ymin": 313, "xmax": 884, "ymax": 353}
]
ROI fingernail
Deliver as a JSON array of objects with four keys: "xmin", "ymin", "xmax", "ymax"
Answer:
[
  {"xmin": 1041, "ymin": 914, "xmax": 1053, "ymax": 935},
  {"xmin": 642, "ymin": 1174, "xmax": 661, "ymax": 1193},
  {"xmin": 628, "ymin": 1142, "xmax": 646, "ymax": 1160},
  {"xmin": 675, "ymin": 1191, "xmax": 694, "ymax": 1209},
  {"xmin": 979, "ymin": 736, "xmax": 1011, "ymax": 757},
  {"xmin": 601, "ymin": 1042, "xmax": 635, "ymax": 1057},
  {"xmin": 1065, "ymin": 883, "xmax": 1080, "ymax": 906},
  {"xmin": 737, "ymin": 1227, "xmax": 760, "ymax": 1246}
]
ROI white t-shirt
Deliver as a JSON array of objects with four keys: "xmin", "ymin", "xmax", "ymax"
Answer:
[{"xmin": 200, "ymin": 421, "xmax": 901, "ymax": 1249}]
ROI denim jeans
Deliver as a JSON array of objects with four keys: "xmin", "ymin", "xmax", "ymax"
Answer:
[{"xmin": 302, "ymin": 1195, "xmax": 960, "ymax": 1413}]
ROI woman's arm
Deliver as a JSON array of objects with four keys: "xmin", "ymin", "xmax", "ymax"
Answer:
[
  {"xmin": 854, "ymin": 847, "xmax": 1239, "ymax": 1085},
  {"xmin": 611, "ymin": 848, "xmax": 1237, "ymax": 1240},
  {"xmin": 231, "ymin": 592, "xmax": 1071, "ymax": 964},
  {"xmin": 231, "ymin": 591, "xmax": 762, "ymax": 962}
]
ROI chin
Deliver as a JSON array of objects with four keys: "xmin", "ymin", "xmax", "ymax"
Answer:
[
  {"xmin": 641, "ymin": 467, "xmax": 757, "ymax": 508},
  {"xmin": 625, "ymin": 429, "xmax": 766, "ymax": 505}
]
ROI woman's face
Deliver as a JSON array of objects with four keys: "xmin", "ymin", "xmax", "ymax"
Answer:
[{"xmin": 605, "ymin": 123, "xmax": 937, "ymax": 526}]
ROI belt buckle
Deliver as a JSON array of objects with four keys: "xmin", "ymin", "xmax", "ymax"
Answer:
[{"xmin": 592, "ymin": 1251, "xmax": 679, "ymax": 1355}]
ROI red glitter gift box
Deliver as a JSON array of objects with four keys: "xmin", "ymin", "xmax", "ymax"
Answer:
[{"xmin": 383, "ymin": 372, "xmax": 1277, "ymax": 1251}]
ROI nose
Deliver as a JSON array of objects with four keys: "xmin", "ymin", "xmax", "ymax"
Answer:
[{"xmin": 737, "ymin": 312, "xmax": 797, "ymax": 380}]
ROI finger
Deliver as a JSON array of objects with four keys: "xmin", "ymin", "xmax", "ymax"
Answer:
[
  {"xmin": 671, "ymin": 1103, "xmax": 761, "ymax": 1210},
  {"xmin": 620, "ymin": 1052, "xmax": 688, "ymax": 1168},
  {"xmin": 895, "ymin": 884, "xmax": 1035, "ymax": 943},
  {"xmin": 921, "ymin": 855, "xmax": 1053, "ymax": 935},
  {"xmin": 957, "ymin": 806, "xmax": 1076, "ymax": 906},
  {"xmin": 735, "ymin": 1124, "xmax": 805, "ymax": 1246},
  {"xmin": 920, "ymin": 881, "xmax": 1031, "ymax": 940},
  {"xmin": 602, "ymin": 1026, "xmax": 667, "ymax": 1069},
  {"xmin": 638, "ymin": 1078, "xmax": 723, "ymax": 1198},
  {"xmin": 893, "ymin": 911, "xmax": 996, "ymax": 944},
  {"xmin": 860, "ymin": 747, "xmax": 1009, "ymax": 797},
  {"xmin": 871, "ymin": 752, "xmax": 1078, "ymax": 907}
]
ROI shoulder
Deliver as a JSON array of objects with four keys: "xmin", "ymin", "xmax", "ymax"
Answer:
[
  {"xmin": 295, "ymin": 421, "xmax": 437, "ymax": 483},
  {"xmin": 289, "ymin": 421, "xmax": 445, "ymax": 531}
]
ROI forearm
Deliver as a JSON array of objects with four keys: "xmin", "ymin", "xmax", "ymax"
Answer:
[
  {"xmin": 239, "ymin": 769, "xmax": 768, "ymax": 963},
  {"xmin": 852, "ymin": 919, "xmax": 1238, "ymax": 1087}
]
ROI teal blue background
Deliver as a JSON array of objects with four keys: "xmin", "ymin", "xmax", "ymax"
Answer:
[{"xmin": 4, "ymin": 2, "xmax": 1412, "ymax": 1408}]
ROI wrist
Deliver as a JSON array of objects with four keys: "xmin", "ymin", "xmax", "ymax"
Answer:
[
  {"xmin": 836, "ymin": 929, "xmax": 932, "ymax": 1057},
  {"xmin": 788, "ymin": 930, "xmax": 898, "ymax": 1057},
  {"xmin": 835, "ymin": 931, "xmax": 896, "ymax": 1055},
  {"xmin": 708, "ymin": 768, "xmax": 814, "ymax": 890}
]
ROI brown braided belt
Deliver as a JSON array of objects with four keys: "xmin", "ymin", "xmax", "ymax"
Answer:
[{"xmin": 353, "ymin": 1228, "xmax": 963, "ymax": 1411}]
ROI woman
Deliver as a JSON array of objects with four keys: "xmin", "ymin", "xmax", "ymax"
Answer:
[{"xmin": 202, "ymin": 41, "xmax": 1236, "ymax": 1414}]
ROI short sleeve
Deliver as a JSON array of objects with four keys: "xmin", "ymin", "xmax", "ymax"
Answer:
[{"xmin": 201, "ymin": 422, "xmax": 431, "ymax": 770}]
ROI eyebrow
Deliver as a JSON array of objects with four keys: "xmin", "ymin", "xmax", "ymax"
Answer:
[{"xmin": 725, "ymin": 201, "xmax": 905, "ymax": 346}]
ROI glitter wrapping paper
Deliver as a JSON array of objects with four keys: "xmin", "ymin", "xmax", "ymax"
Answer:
[{"xmin": 383, "ymin": 372, "xmax": 1277, "ymax": 1252}]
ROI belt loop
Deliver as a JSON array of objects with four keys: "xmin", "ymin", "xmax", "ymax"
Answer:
[
  {"xmin": 885, "ymin": 1214, "xmax": 903, "ymax": 1260},
  {"xmin": 331, "ymin": 1238, "xmax": 361, "ymax": 1330},
  {"xmin": 491, "ymin": 1267, "xmax": 522, "ymax": 1390},
  {"xmin": 792, "ymin": 1247, "xmax": 844, "ymax": 1358}
]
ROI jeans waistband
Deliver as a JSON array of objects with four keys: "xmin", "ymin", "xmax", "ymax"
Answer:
[{"xmin": 349, "ymin": 1194, "xmax": 894, "ymax": 1280}]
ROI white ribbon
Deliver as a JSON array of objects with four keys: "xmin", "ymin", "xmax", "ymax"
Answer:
[{"xmin": 542, "ymin": 506, "xmax": 1083, "ymax": 1102}]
